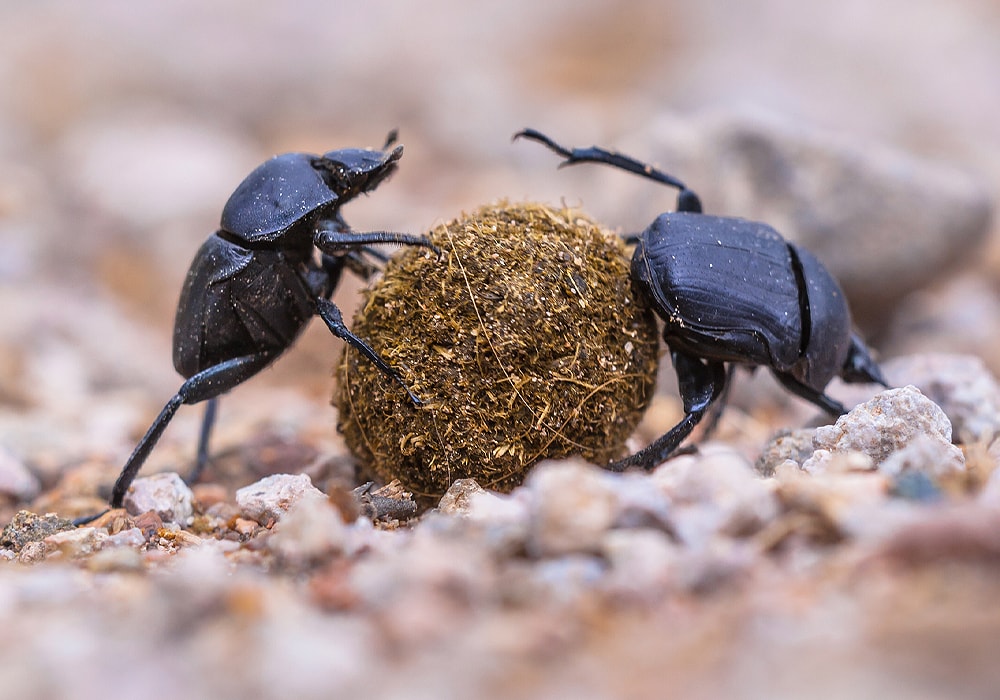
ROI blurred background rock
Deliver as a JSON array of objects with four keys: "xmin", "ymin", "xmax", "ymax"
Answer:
[{"xmin": 0, "ymin": 0, "xmax": 997, "ymax": 471}]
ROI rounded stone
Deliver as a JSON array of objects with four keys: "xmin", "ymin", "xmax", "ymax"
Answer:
[{"xmin": 124, "ymin": 472, "xmax": 194, "ymax": 524}]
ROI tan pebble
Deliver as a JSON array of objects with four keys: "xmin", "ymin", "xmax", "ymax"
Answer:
[
  {"xmin": 45, "ymin": 527, "xmax": 107, "ymax": 557},
  {"xmin": 84, "ymin": 546, "xmax": 144, "ymax": 572},
  {"xmin": 17, "ymin": 540, "xmax": 51, "ymax": 563},
  {"xmin": 232, "ymin": 518, "xmax": 259, "ymax": 537}
]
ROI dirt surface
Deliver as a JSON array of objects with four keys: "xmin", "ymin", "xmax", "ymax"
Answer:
[{"xmin": 2, "ymin": 2, "xmax": 1000, "ymax": 699}]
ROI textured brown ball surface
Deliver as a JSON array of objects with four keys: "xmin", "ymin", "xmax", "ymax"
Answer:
[{"xmin": 335, "ymin": 202, "xmax": 659, "ymax": 504}]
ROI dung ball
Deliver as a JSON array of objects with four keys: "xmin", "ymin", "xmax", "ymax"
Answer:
[{"xmin": 335, "ymin": 202, "xmax": 659, "ymax": 505}]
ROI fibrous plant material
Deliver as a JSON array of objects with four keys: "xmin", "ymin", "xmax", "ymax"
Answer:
[{"xmin": 336, "ymin": 202, "xmax": 659, "ymax": 505}]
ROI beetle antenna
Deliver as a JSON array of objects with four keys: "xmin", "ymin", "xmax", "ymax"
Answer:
[
  {"xmin": 513, "ymin": 128, "xmax": 703, "ymax": 213},
  {"xmin": 383, "ymin": 129, "xmax": 400, "ymax": 149}
]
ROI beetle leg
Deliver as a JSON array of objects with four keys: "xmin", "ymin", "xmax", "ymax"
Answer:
[
  {"xmin": 841, "ymin": 332, "xmax": 889, "ymax": 387},
  {"xmin": 313, "ymin": 297, "xmax": 424, "ymax": 406},
  {"xmin": 110, "ymin": 353, "xmax": 277, "ymax": 508},
  {"xmin": 313, "ymin": 227, "xmax": 439, "ymax": 257},
  {"xmin": 607, "ymin": 352, "xmax": 727, "ymax": 472},
  {"xmin": 314, "ymin": 211, "xmax": 392, "ymax": 280},
  {"xmin": 310, "ymin": 254, "xmax": 345, "ymax": 299},
  {"xmin": 314, "ymin": 248, "xmax": 391, "ymax": 300},
  {"xmin": 341, "ymin": 250, "xmax": 384, "ymax": 281},
  {"xmin": 772, "ymin": 371, "xmax": 847, "ymax": 416},
  {"xmin": 513, "ymin": 128, "xmax": 703, "ymax": 213},
  {"xmin": 675, "ymin": 352, "xmax": 728, "ymax": 415},
  {"xmin": 188, "ymin": 397, "xmax": 219, "ymax": 485},
  {"xmin": 697, "ymin": 364, "xmax": 738, "ymax": 441}
]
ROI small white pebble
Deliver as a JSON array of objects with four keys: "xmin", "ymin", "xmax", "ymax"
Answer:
[
  {"xmin": 124, "ymin": 472, "xmax": 194, "ymax": 524},
  {"xmin": 236, "ymin": 473, "xmax": 325, "ymax": 524},
  {"xmin": 525, "ymin": 459, "xmax": 617, "ymax": 558}
]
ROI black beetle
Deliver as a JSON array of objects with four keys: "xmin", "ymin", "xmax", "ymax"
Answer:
[
  {"xmin": 109, "ymin": 132, "xmax": 434, "ymax": 508},
  {"xmin": 514, "ymin": 128, "xmax": 888, "ymax": 471}
]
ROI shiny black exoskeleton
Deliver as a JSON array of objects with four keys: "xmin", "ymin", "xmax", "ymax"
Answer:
[
  {"xmin": 515, "ymin": 128, "xmax": 888, "ymax": 471},
  {"xmin": 110, "ymin": 132, "xmax": 434, "ymax": 508}
]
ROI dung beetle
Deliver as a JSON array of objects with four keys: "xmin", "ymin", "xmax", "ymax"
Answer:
[
  {"xmin": 514, "ymin": 128, "xmax": 888, "ymax": 471},
  {"xmin": 109, "ymin": 131, "xmax": 435, "ymax": 509}
]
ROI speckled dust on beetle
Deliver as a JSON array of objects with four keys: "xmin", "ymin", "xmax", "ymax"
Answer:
[
  {"xmin": 106, "ymin": 131, "xmax": 436, "ymax": 511},
  {"xmin": 514, "ymin": 128, "xmax": 888, "ymax": 472}
]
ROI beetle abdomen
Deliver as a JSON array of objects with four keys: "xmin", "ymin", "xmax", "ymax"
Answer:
[
  {"xmin": 173, "ymin": 235, "xmax": 314, "ymax": 379},
  {"xmin": 634, "ymin": 213, "xmax": 804, "ymax": 369}
]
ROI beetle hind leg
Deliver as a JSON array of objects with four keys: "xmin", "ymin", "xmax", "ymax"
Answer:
[
  {"xmin": 841, "ymin": 332, "xmax": 889, "ymax": 388},
  {"xmin": 607, "ymin": 352, "xmax": 727, "ymax": 472},
  {"xmin": 513, "ymin": 128, "xmax": 703, "ymax": 213},
  {"xmin": 773, "ymin": 371, "xmax": 847, "ymax": 416},
  {"xmin": 187, "ymin": 397, "xmax": 219, "ymax": 485},
  {"xmin": 110, "ymin": 353, "xmax": 277, "ymax": 508}
]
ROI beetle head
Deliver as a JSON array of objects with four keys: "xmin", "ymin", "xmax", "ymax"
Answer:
[
  {"xmin": 841, "ymin": 332, "xmax": 888, "ymax": 387},
  {"xmin": 314, "ymin": 144, "xmax": 403, "ymax": 200}
]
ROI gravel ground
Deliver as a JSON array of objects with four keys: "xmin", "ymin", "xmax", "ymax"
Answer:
[{"xmin": 2, "ymin": 2, "xmax": 1000, "ymax": 699}]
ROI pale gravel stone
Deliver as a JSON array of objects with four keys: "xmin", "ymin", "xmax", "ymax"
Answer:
[
  {"xmin": 803, "ymin": 386, "xmax": 965, "ymax": 479},
  {"xmin": 437, "ymin": 478, "xmax": 488, "ymax": 516},
  {"xmin": 0, "ymin": 447, "xmax": 40, "ymax": 501},
  {"xmin": 103, "ymin": 527, "xmax": 146, "ymax": 549},
  {"xmin": 83, "ymin": 546, "xmax": 144, "ymax": 573},
  {"xmin": 44, "ymin": 527, "xmax": 108, "ymax": 558},
  {"xmin": 601, "ymin": 528, "xmax": 679, "ymax": 601},
  {"xmin": 801, "ymin": 449, "xmax": 875, "ymax": 475},
  {"xmin": 977, "ymin": 439, "xmax": 1000, "ymax": 508},
  {"xmin": 522, "ymin": 555, "xmax": 607, "ymax": 604},
  {"xmin": 652, "ymin": 446, "xmax": 779, "ymax": 544},
  {"xmin": 598, "ymin": 470, "xmax": 674, "ymax": 532},
  {"xmin": 349, "ymin": 525, "xmax": 497, "ymax": 618},
  {"xmin": 756, "ymin": 428, "xmax": 819, "ymax": 475},
  {"xmin": 123, "ymin": 472, "xmax": 194, "ymax": 524},
  {"xmin": 436, "ymin": 479, "xmax": 531, "ymax": 555},
  {"xmin": 773, "ymin": 462, "xmax": 891, "ymax": 538},
  {"xmin": 236, "ymin": 473, "xmax": 326, "ymax": 524},
  {"xmin": 879, "ymin": 433, "xmax": 966, "ymax": 479},
  {"xmin": 882, "ymin": 354, "xmax": 1000, "ymax": 443},
  {"xmin": 523, "ymin": 459, "xmax": 618, "ymax": 558},
  {"xmin": 17, "ymin": 540, "xmax": 50, "ymax": 564},
  {"xmin": 268, "ymin": 496, "xmax": 347, "ymax": 565},
  {"xmin": 438, "ymin": 478, "xmax": 530, "ymax": 525},
  {"xmin": 811, "ymin": 386, "xmax": 956, "ymax": 466},
  {"xmin": 671, "ymin": 541, "xmax": 757, "ymax": 594}
]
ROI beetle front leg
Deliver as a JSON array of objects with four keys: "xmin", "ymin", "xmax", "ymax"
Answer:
[
  {"xmin": 313, "ymin": 227, "xmax": 437, "ymax": 257},
  {"xmin": 313, "ymin": 297, "xmax": 424, "ymax": 406},
  {"xmin": 695, "ymin": 364, "xmax": 738, "ymax": 441},
  {"xmin": 607, "ymin": 352, "xmax": 727, "ymax": 472}
]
